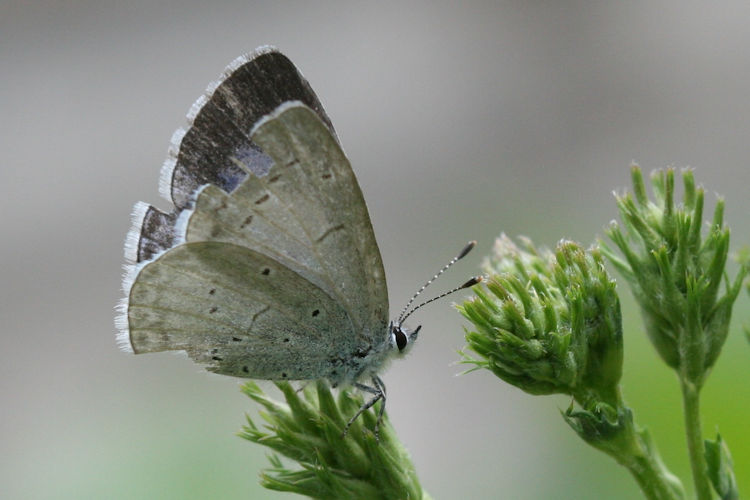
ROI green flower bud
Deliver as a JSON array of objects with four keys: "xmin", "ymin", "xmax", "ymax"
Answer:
[
  {"xmin": 601, "ymin": 166, "xmax": 746, "ymax": 386},
  {"xmin": 458, "ymin": 235, "xmax": 623, "ymax": 407},
  {"xmin": 240, "ymin": 381, "xmax": 430, "ymax": 500}
]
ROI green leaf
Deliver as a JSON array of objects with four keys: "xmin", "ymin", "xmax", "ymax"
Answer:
[{"xmin": 705, "ymin": 433, "xmax": 738, "ymax": 500}]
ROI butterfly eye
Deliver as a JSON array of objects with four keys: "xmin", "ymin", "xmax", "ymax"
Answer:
[{"xmin": 394, "ymin": 328, "xmax": 408, "ymax": 351}]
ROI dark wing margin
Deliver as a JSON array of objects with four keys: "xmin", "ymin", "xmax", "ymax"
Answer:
[{"xmin": 128, "ymin": 46, "xmax": 336, "ymax": 264}]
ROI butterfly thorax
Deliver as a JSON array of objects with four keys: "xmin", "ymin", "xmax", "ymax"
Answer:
[{"xmin": 327, "ymin": 322, "xmax": 419, "ymax": 388}]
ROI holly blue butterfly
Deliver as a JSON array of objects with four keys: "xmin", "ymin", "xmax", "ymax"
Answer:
[{"xmin": 116, "ymin": 46, "xmax": 478, "ymax": 437}]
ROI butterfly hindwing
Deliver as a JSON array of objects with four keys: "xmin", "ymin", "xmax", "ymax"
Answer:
[{"xmin": 127, "ymin": 241, "xmax": 357, "ymax": 379}]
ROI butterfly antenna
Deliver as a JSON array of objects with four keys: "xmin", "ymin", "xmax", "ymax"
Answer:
[
  {"xmin": 399, "ymin": 276, "xmax": 483, "ymax": 325},
  {"xmin": 397, "ymin": 240, "xmax": 478, "ymax": 325}
]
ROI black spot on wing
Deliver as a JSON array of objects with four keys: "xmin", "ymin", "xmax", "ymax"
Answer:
[
  {"xmin": 355, "ymin": 348, "xmax": 370, "ymax": 358},
  {"xmin": 240, "ymin": 215, "xmax": 253, "ymax": 229}
]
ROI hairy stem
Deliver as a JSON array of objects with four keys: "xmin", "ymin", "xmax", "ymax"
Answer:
[
  {"xmin": 680, "ymin": 379, "xmax": 712, "ymax": 500},
  {"xmin": 621, "ymin": 445, "xmax": 681, "ymax": 500}
]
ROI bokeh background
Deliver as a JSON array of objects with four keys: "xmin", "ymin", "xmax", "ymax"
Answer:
[{"xmin": 3, "ymin": 1, "xmax": 750, "ymax": 498}]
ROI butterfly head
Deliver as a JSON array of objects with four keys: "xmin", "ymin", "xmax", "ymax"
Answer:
[
  {"xmin": 388, "ymin": 241, "xmax": 481, "ymax": 358},
  {"xmin": 389, "ymin": 321, "xmax": 421, "ymax": 355}
]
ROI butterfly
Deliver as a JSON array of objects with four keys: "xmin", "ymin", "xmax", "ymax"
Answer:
[{"xmin": 116, "ymin": 46, "xmax": 478, "ymax": 438}]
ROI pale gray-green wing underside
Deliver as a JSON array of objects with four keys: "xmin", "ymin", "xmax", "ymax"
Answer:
[
  {"xmin": 185, "ymin": 104, "xmax": 387, "ymax": 341},
  {"xmin": 127, "ymin": 240, "xmax": 356, "ymax": 379},
  {"xmin": 118, "ymin": 50, "xmax": 389, "ymax": 381}
]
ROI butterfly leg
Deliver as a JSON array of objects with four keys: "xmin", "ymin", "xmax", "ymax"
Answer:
[
  {"xmin": 343, "ymin": 376, "xmax": 387, "ymax": 441},
  {"xmin": 372, "ymin": 376, "xmax": 387, "ymax": 440}
]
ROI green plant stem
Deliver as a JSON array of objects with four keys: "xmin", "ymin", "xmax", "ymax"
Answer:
[
  {"xmin": 619, "ymin": 438, "xmax": 681, "ymax": 500},
  {"xmin": 627, "ymin": 460, "xmax": 676, "ymax": 500},
  {"xmin": 583, "ymin": 404, "xmax": 683, "ymax": 500},
  {"xmin": 680, "ymin": 379, "xmax": 713, "ymax": 500}
]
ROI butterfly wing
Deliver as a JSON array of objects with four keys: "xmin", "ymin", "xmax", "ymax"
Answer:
[
  {"xmin": 127, "ymin": 47, "xmax": 335, "ymax": 264},
  {"xmin": 126, "ymin": 240, "xmax": 354, "ymax": 379},
  {"xmin": 118, "ymin": 49, "xmax": 389, "ymax": 381}
]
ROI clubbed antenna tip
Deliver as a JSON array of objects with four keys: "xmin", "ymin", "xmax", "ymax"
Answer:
[
  {"xmin": 457, "ymin": 240, "xmax": 477, "ymax": 260},
  {"xmin": 460, "ymin": 276, "xmax": 483, "ymax": 289}
]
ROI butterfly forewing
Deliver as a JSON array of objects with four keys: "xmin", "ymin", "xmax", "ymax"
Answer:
[
  {"xmin": 176, "ymin": 104, "xmax": 389, "ymax": 363},
  {"xmin": 128, "ymin": 47, "xmax": 335, "ymax": 265},
  {"xmin": 164, "ymin": 48, "xmax": 336, "ymax": 210},
  {"xmin": 248, "ymin": 104, "xmax": 388, "ymax": 338}
]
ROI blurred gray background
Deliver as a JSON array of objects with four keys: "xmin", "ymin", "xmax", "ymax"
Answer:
[{"xmin": 3, "ymin": 1, "xmax": 750, "ymax": 499}]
